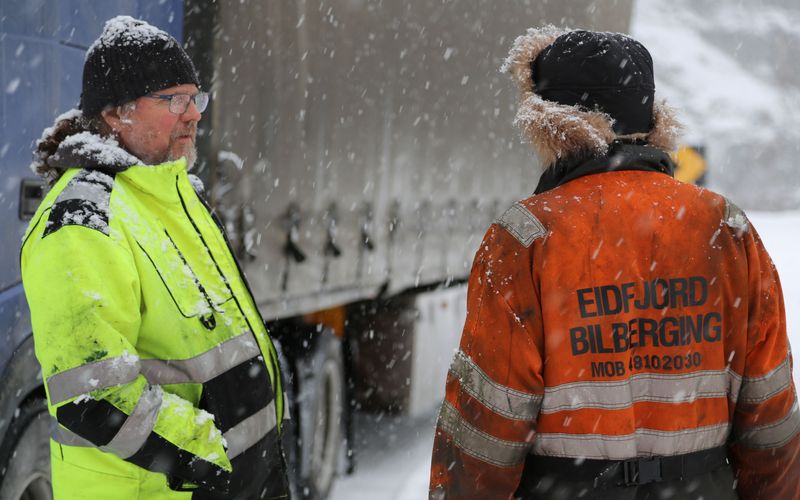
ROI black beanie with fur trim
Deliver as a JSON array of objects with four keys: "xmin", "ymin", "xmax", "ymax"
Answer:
[
  {"xmin": 80, "ymin": 16, "xmax": 199, "ymax": 117},
  {"xmin": 532, "ymin": 30, "xmax": 655, "ymax": 135}
]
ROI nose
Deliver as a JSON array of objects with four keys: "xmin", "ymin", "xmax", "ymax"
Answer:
[{"xmin": 181, "ymin": 100, "xmax": 202, "ymax": 122}]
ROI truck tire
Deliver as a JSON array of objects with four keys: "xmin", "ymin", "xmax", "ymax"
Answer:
[
  {"xmin": 296, "ymin": 332, "xmax": 345, "ymax": 499},
  {"xmin": 0, "ymin": 398, "xmax": 52, "ymax": 500}
]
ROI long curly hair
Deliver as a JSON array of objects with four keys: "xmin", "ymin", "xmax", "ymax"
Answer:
[{"xmin": 31, "ymin": 112, "xmax": 112, "ymax": 185}]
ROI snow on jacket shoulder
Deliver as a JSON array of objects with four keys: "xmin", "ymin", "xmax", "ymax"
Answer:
[
  {"xmin": 430, "ymin": 170, "xmax": 799, "ymax": 499},
  {"xmin": 21, "ymin": 157, "xmax": 289, "ymax": 499}
]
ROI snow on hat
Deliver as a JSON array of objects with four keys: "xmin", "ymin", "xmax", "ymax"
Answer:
[
  {"xmin": 534, "ymin": 30, "xmax": 655, "ymax": 135},
  {"xmin": 80, "ymin": 16, "xmax": 199, "ymax": 117},
  {"xmin": 502, "ymin": 26, "xmax": 680, "ymax": 166}
]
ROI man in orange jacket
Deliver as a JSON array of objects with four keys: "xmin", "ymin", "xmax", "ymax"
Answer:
[{"xmin": 430, "ymin": 26, "xmax": 799, "ymax": 499}]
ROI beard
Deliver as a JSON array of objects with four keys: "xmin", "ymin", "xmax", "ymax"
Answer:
[
  {"xmin": 167, "ymin": 124, "xmax": 198, "ymax": 170},
  {"xmin": 123, "ymin": 123, "xmax": 198, "ymax": 169},
  {"xmin": 168, "ymin": 141, "xmax": 197, "ymax": 170}
]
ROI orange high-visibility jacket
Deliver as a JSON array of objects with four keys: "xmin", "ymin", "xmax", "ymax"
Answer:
[{"xmin": 430, "ymin": 170, "xmax": 800, "ymax": 499}]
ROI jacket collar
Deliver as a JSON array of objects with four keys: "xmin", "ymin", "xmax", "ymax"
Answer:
[
  {"xmin": 48, "ymin": 132, "xmax": 140, "ymax": 173},
  {"xmin": 534, "ymin": 141, "xmax": 676, "ymax": 194},
  {"xmin": 121, "ymin": 160, "xmax": 191, "ymax": 204},
  {"xmin": 49, "ymin": 131, "xmax": 192, "ymax": 202}
]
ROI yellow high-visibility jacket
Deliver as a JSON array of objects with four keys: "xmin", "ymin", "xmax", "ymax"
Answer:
[{"xmin": 22, "ymin": 139, "xmax": 289, "ymax": 499}]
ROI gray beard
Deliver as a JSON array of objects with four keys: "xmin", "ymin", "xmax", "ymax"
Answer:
[
  {"xmin": 170, "ymin": 146, "xmax": 197, "ymax": 171},
  {"xmin": 138, "ymin": 144, "xmax": 196, "ymax": 170}
]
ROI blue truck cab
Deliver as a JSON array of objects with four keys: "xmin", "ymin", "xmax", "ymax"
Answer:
[{"xmin": 0, "ymin": 3, "xmax": 182, "ymax": 497}]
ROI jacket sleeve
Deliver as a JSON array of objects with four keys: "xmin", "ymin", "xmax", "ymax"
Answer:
[
  {"xmin": 22, "ymin": 224, "xmax": 232, "ymax": 492},
  {"xmin": 729, "ymin": 224, "xmax": 800, "ymax": 499},
  {"xmin": 430, "ymin": 224, "xmax": 545, "ymax": 499}
]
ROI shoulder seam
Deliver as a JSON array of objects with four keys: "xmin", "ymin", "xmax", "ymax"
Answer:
[{"xmin": 495, "ymin": 202, "xmax": 547, "ymax": 247}]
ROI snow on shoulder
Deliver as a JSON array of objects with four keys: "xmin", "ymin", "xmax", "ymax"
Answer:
[
  {"xmin": 87, "ymin": 15, "xmax": 172, "ymax": 59},
  {"xmin": 187, "ymin": 174, "xmax": 205, "ymax": 195}
]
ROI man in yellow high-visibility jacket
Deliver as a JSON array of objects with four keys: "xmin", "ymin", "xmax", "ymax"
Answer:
[{"xmin": 23, "ymin": 16, "xmax": 289, "ymax": 499}]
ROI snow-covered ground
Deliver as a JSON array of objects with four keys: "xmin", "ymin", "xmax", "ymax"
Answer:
[
  {"xmin": 329, "ymin": 210, "xmax": 800, "ymax": 500},
  {"xmin": 749, "ymin": 211, "xmax": 800, "ymax": 388},
  {"xmin": 632, "ymin": 0, "xmax": 800, "ymax": 210},
  {"xmin": 329, "ymin": 412, "xmax": 437, "ymax": 500}
]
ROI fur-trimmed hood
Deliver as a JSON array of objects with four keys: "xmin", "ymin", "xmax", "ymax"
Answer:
[
  {"xmin": 30, "ymin": 109, "xmax": 141, "ymax": 185},
  {"xmin": 47, "ymin": 132, "xmax": 141, "ymax": 173},
  {"xmin": 500, "ymin": 25, "xmax": 681, "ymax": 167}
]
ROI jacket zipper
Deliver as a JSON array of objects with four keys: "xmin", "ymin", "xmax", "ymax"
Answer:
[
  {"xmin": 174, "ymin": 177, "xmax": 284, "ymax": 409},
  {"xmin": 163, "ymin": 228, "xmax": 217, "ymax": 330}
]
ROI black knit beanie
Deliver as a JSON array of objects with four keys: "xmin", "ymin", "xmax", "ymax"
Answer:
[
  {"xmin": 531, "ymin": 30, "xmax": 655, "ymax": 135},
  {"xmin": 80, "ymin": 16, "xmax": 199, "ymax": 117}
]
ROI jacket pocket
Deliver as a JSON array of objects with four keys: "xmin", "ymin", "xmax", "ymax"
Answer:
[
  {"xmin": 53, "ymin": 443, "xmax": 142, "ymax": 499},
  {"xmin": 136, "ymin": 229, "xmax": 233, "ymax": 330}
]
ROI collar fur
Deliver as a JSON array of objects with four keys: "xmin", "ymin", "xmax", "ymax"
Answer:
[
  {"xmin": 501, "ymin": 25, "xmax": 682, "ymax": 167},
  {"xmin": 47, "ymin": 132, "xmax": 140, "ymax": 173}
]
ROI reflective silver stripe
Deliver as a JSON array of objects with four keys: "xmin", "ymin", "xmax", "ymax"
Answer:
[
  {"xmin": 542, "ymin": 370, "xmax": 731, "ymax": 413},
  {"xmin": 140, "ymin": 334, "xmax": 261, "ymax": 385},
  {"xmin": 47, "ymin": 355, "xmax": 141, "ymax": 405},
  {"xmin": 52, "ymin": 170, "xmax": 114, "ymax": 235},
  {"xmin": 728, "ymin": 370, "xmax": 743, "ymax": 403},
  {"xmin": 738, "ymin": 357, "xmax": 793, "ymax": 404},
  {"xmin": 736, "ymin": 400, "xmax": 800, "ymax": 449},
  {"xmin": 723, "ymin": 197, "xmax": 748, "ymax": 234},
  {"xmin": 224, "ymin": 401, "xmax": 278, "ymax": 460},
  {"xmin": 532, "ymin": 423, "xmax": 730, "ymax": 460},
  {"xmin": 100, "ymin": 385, "xmax": 163, "ymax": 459},
  {"xmin": 495, "ymin": 202, "xmax": 546, "ymax": 247},
  {"xmin": 437, "ymin": 401, "xmax": 529, "ymax": 468},
  {"xmin": 58, "ymin": 171, "xmax": 113, "ymax": 204},
  {"xmin": 51, "ymin": 418, "xmax": 93, "ymax": 448},
  {"xmin": 50, "ymin": 386, "xmax": 163, "ymax": 459},
  {"xmin": 450, "ymin": 351, "xmax": 542, "ymax": 421}
]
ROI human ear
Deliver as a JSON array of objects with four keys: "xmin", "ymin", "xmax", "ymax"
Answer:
[
  {"xmin": 100, "ymin": 102, "xmax": 137, "ymax": 133},
  {"xmin": 100, "ymin": 107, "xmax": 123, "ymax": 133}
]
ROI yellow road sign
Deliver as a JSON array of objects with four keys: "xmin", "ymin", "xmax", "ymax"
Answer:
[{"xmin": 673, "ymin": 145, "xmax": 707, "ymax": 185}]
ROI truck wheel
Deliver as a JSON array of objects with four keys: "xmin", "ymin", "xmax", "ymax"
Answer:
[
  {"xmin": 0, "ymin": 398, "xmax": 52, "ymax": 500},
  {"xmin": 297, "ymin": 333, "xmax": 345, "ymax": 499}
]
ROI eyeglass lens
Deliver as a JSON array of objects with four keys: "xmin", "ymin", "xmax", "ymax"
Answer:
[{"xmin": 169, "ymin": 92, "xmax": 209, "ymax": 114}]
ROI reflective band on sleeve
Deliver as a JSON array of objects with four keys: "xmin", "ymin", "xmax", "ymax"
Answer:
[
  {"xmin": 728, "ymin": 370, "xmax": 743, "ymax": 403},
  {"xmin": 47, "ymin": 355, "xmax": 141, "ymax": 405},
  {"xmin": 224, "ymin": 400, "xmax": 278, "ymax": 460},
  {"xmin": 437, "ymin": 401, "xmax": 530, "ymax": 468},
  {"xmin": 736, "ymin": 400, "xmax": 800, "ymax": 449},
  {"xmin": 44, "ymin": 170, "xmax": 114, "ymax": 237},
  {"xmin": 738, "ymin": 357, "xmax": 793, "ymax": 404},
  {"xmin": 532, "ymin": 423, "xmax": 730, "ymax": 460},
  {"xmin": 101, "ymin": 385, "xmax": 163, "ymax": 459},
  {"xmin": 140, "ymin": 334, "xmax": 261, "ymax": 385},
  {"xmin": 542, "ymin": 370, "xmax": 730, "ymax": 413},
  {"xmin": 51, "ymin": 418, "xmax": 93, "ymax": 448},
  {"xmin": 57, "ymin": 172, "xmax": 113, "ymax": 207},
  {"xmin": 495, "ymin": 203, "xmax": 546, "ymax": 247},
  {"xmin": 50, "ymin": 386, "xmax": 163, "ymax": 459},
  {"xmin": 450, "ymin": 351, "xmax": 542, "ymax": 421}
]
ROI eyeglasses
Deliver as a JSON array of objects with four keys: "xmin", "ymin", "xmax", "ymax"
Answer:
[{"xmin": 144, "ymin": 91, "xmax": 209, "ymax": 114}]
